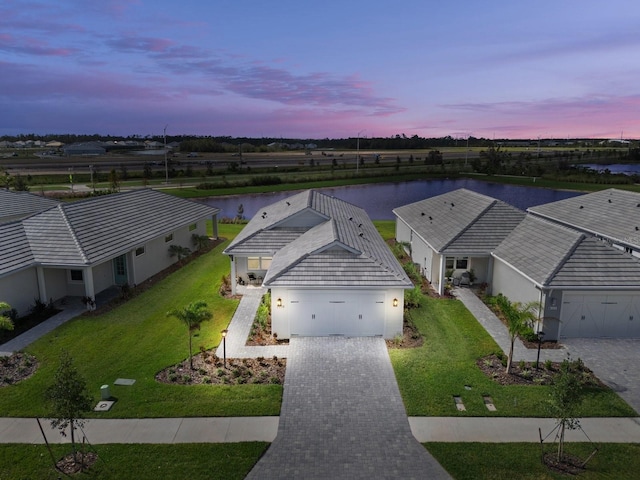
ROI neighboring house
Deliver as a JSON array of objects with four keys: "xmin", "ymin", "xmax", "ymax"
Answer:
[
  {"xmin": 224, "ymin": 190, "xmax": 412, "ymax": 339},
  {"xmin": 0, "ymin": 189, "xmax": 219, "ymax": 315},
  {"xmin": 528, "ymin": 188, "xmax": 640, "ymax": 258},
  {"xmin": 394, "ymin": 187, "xmax": 640, "ymax": 340},
  {"xmin": 492, "ymin": 214, "xmax": 640, "ymax": 340},
  {"xmin": 63, "ymin": 142, "xmax": 106, "ymax": 156},
  {"xmin": 0, "ymin": 190, "xmax": 61, "ymax": 223},
  {"xmin": 393, "ymin": 189, "xmax": 525, "ymax": 295}
]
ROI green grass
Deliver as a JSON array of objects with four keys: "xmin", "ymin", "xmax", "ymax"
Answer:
[
  {"xmin": 0, "ymin": 443, "xmax": 267, "ymax": 480},
  {"xmin": 0, "ymin": 224, "xmax": 282, "ymax": 418},
  {"xmin": 391, "ymin": 296, "xmax": 636, "ymax": 417},
  {"xmin": 425, "ymin": 443, "xmax": 640, "ymax": 480}
]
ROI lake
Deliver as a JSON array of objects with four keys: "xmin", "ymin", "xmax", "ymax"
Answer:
[
  {"xmin": 581, "ymin": 163, "xmax": 640, "ymax": 175},
  {"xmin": 198, "ymin": 178, "xmax": 583, "ymax": 220}
]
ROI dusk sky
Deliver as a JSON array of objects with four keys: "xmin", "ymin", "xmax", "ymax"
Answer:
[{"xmin": 2, "ymin": 1, "xmax": 639, "ymax": 139}]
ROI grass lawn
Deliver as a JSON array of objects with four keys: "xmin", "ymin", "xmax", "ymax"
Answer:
[
  {"xmin": 0, "ymin": 223, "xmax": 282, "ymax": 418},
  {"xmin": 371, "ymin": 224, "xmax": 636, "ymax": 419},
  {"xmin": 0, "ymin": 443, "xmax": 267, "ymax": 480},
  {"xmin": 425, "ymin": 442, "xmax": 640, "ymax": 480}
]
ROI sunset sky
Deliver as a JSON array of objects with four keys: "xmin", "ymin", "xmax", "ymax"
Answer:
[{"xmin": 2, "ymin": 0, "xmax": 639, "ymax": 139}]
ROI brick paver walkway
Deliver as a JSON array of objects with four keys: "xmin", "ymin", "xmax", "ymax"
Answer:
[{"xmin": 245, "ymin": 337, "xmax": 451, "ymax": 480}]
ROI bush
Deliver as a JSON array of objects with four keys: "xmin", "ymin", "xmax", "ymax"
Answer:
[
  {"xmin": 404, "ymin": 286, "xmax": 423, "ymax": 309},
  {"xmin": 255, "ymin": 303, "xmax": 269, "ymax": 329}
]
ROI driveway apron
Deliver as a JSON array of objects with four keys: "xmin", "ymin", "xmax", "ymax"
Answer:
[{"xmin": 246, "ymin": 337, "xmax": 451, "ymax": 479}]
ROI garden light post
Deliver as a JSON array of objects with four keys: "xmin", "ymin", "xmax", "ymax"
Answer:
[
  {"xmin": 221, "ymin": 329, "xmax": 228, "ymax": 369},
  {"xmin": 535, "ymin": 330, "xmax": 545, "ymax": 370}
]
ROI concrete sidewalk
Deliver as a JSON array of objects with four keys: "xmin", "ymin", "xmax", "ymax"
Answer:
[{"xmin": 2, "ymin": 416, "xmax": 639, "ymax": 444}]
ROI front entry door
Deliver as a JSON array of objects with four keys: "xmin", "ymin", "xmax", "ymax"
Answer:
[{"xmin": 113, "ymin": 254, "xmax": 128, "ymax": 285}]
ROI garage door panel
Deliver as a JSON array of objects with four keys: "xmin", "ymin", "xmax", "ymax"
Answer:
[
  {"xmin": 560, "ymin": 293, "xmax": 640, "ymax": 339},
  {"xmin": 288, "ymin": 290, "xmax": 386, "ymax": 337}
]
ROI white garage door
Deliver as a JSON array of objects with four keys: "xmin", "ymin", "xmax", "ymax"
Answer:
[
  {"xmin": 560, "ymin": 292, "xmax": 640, "ymax": 338},
  {"xmin": 288, "ymin": 290, "xmax": 386, "ymax": 337}
]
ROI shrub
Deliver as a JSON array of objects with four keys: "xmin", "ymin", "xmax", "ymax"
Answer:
[
  {"xmin": 404, "ymin": 286, "xmax": 423, "ymax": 309},
  {"xmin": 255, "ymin": 303, "xmax": 269, "ymax": 329},
  {"xmin": 202, "ymin": 376, "xmax": 211, "ymax": 384}
]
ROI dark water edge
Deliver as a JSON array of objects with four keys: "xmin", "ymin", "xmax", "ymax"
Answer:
[{"xmin": 198, "ymin": 178, "xmax": 583, "ymax": 220}]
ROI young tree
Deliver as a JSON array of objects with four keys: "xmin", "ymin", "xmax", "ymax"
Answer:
[
  {"xmin": 168, "ymin": 244, "xmax": 191, "ymax": 261},
  {"xmin": 502, "ymin": 298, "xmax": 539, "ymax": 373},
  {"xmin": 0, "ymin": 301, "xmax": 14, "ymax": 331},
  {"xmin": 191, "ymin": 234, "xmax": 209, "ymax": 251},
  {"xmin": 44, "ymin": 351, "xmax": 93, "ymax": 453},
  {"xmin": 167, "ymin": 301, "xmax": 213, "ymax": 369},
  {"xmin": 546, "ymin": 357, "xmax": 587, "ymax": 462}
]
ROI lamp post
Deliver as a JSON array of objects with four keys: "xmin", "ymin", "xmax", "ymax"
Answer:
[
  {"xmin": 535, "ymin": 331, "xmax": 545, "ymax": 370},
  {"xmin": 163, "ymin": 124, "xmax": 169, "ymax": 184},
  {"xmin": 356, "ymin": 129, "xmax": 365, "ymax": 174},
  {"xmin": 221, "ymin": 329, "xmax": 228, "ymax": 369}
]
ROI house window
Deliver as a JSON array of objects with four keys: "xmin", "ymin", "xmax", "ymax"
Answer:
[
  {"xmin": 165, "ymin": 233, "xmax": 174, "ymax": 243},
  {"xmin": 189, "ymin": 223, "xmax": 197, "ymax": 231},
  {"xmin": 445, "ymin": 256, "xmax": 469, "ymax": 270},
  {"xmin": 69, "ymin": 269, "xmax": 83, "ymax": 282},
  {"xmin": 247, "ymin": 256, "xmax": 272, "ymax": 270},
  {"xmin": 135, "ymin": 246, "xmax": 145, "ymax": 257}
]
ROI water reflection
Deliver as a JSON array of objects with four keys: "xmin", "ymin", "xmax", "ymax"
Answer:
[{"xmin": 198, "ymin": 178, "xmax": 582, "ymax": 220}]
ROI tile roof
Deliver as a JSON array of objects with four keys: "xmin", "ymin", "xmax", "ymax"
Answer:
[
  {"xmin": 493, "ymin": 214, "xmax": 640, "ymax": 288},
  {"xmin": 528, "ymin": 188, "xmax": 640, "ymax": 249},
  {"xmin": 227, "ymin": 190, "xmax": 412, "ymax": 288},
  {"xmin": 2, "ymin": 189, "xmax": 220, "ymax": 271},
  {"xmin": 0, "ymin": 222, "xmax": 34, "ymax": 276},
  {"xmin": 392, "ymin": 188, "xmax": 525, "ymax": 255},
  {"xmin": 0, "ymin": 190, "xmax": 60, "ymax": 223}
]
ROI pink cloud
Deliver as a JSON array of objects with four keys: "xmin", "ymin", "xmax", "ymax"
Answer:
[{"xmin": 107, "ymin": 35, "xmax": 175, "ymax": 53}]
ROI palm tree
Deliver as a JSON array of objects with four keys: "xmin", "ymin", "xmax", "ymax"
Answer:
[
  {"xmin": 167, "ymin": 301, "xmax": 213, "ymax": 369},
  {"xmin": 504, "ymin": 300, "xmax": 539, "ymax": 373},
  {"xmin": 0, "ymin": 302, "xmax": 13, "ymax": 331}
]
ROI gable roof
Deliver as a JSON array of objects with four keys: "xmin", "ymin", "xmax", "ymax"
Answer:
[
  {"xmin": 493, "ymin": 215, "xmax": 640, "ymax": 289},
  {"xmin": 0, "ymin": 190, "xmax": 61, "ymax": 223},
  {"xmin": 528, "ymin": 188, "xmax": 640, "ymax": 249},
  {"xmin": 1, "ymin": 189, "xmax": 220, "ymax": 272},
  {"xmin": 392, "ymin": 188, "xmax": 526, "ymax": 255},
  {"xmin": 227, "ymin": 190, "xmax": 412, "ymax": 288}
]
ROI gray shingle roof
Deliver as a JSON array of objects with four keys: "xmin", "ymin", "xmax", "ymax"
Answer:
[
  {"xmin": 493, "ymin": 216, "xmax": 583, "ymax": 286},
  {"xmin": 392, "ymin": 188, "xmax": 525, "ymax": 254},
  {"xmin": 228, "ymin": 190, "xmax": 412, "ymax": 288},
  {"xmin": 528, "ymin": 188, "xmax": 640, "ymax": 249},
  {"xmin": 10, "ymin": 189, "xmax": 219, "ymax": 269},
  {"xmin": 0, "ymin": 222, "xmax": 34, "ymax": 276},
  {"xmin": 0, "ymin": 190, "xmax": 60, "ymax": 223}
]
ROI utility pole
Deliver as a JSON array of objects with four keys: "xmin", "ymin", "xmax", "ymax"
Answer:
[
  {"xmin": 356, "ymin": 129, "xmax": 365, "ymax": 174},
  {"xmin": 163, "ymin": 124, "xmax": 169, "ymax": 184}
]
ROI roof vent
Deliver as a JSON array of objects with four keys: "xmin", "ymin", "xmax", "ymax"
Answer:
[
  {"xmin": 451, "ymin": 202, "xmax": 455, "ymax": 207},
  {"xmin": 579, "ymin": 205, "xmax": 583, "ymax": 209},
  {"xmin": 358, "ymin": 232, "xmax": 364, "ymax": 237},
  {"xmin": 636, "ymin": 226, "xmax": 639, "ymax": 231},
  {"xmin": 421, "ymin": 212, "xmax": 425, "ymax": 216},
  {"xmin": 286, "ymin": 201, "xmax": 290, "ymax": 206},
  {"xmin": 429, "ymin": 216, "xmax": 433, "ymax": 221}
]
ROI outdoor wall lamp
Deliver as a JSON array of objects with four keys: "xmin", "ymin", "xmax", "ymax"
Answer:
[
  {"xmin": 393, "ymin": 298, "xmax": 399, "ymax": 307},
  {"xmin": 276, "ymin": 298, "xmax": 283, "ymax": 308}
]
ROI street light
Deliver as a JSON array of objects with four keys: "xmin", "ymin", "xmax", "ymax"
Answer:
[
  {"xmin": 535, "ymin": 331, "xmax": 545, "ymax": 370},
  {"xmin": 221, "ymin": 329, "xmax": 228, "ymax": 369},
  {"xmin": 356, "ymin": 129, "xmax": 366, "ymax": 174}
]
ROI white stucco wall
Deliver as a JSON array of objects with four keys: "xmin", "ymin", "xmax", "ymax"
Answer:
[
  {"xmin": 44, "ymin": 268, "xmax": 69, "ymax": 301},
  {"xmin": 92, "ymin": 260, "xmax": 114, "ymax": 294},
  {"xmin": 0, "ymin": 268, "xmax": 38, "ymax": 315},
  {"xmin": 491, "ymin": 257, "xmax": 540, "ymax": 305}
]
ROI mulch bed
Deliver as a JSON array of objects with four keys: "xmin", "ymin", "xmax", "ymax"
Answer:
[
  {"xmin": 386, "ymin": 314, "xmax": 424, "ymax": 348},
  {"xmin": 543, "ymin": 452, "xmax": 588, "ymax": 476},
  {"xmin": 0, "ymin": 352, "xmax": 38, "ymax": 387},
  {"xmin": 155, "ymin": 350, "xmax": 286, "ymax": 386},
  {"xmin": 246, "ymin": 316, "xmax": 289, "ymax": 346},
  {"xmin": 56, "ymin": 451, "xmax": 98, "ymax": 475}
]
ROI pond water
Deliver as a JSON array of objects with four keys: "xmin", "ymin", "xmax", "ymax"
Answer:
[
  {"xmin": 581, "ymin": 163, "xmax": 640, "ymax": 175},
  {"xmin": 199, "ymin": 178, "xmax": 583, "ymax": 220}
]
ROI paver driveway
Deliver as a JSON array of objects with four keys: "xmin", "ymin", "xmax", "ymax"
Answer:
[{"xmin": 246, "ymin": 337, "xmax": 450, "ymax": 479}]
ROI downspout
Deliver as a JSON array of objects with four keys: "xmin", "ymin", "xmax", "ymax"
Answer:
[{"xmin": 438, "ymin": 255, "xmax": 445, "ymax": 296}]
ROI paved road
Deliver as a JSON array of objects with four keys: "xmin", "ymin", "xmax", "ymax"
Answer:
[{"xmin": 245, "ymin": 337, "xmax": 451, "ymax": 480}]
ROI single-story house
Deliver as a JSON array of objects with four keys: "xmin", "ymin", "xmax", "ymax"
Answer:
[
  {"xmin": 0, "ymin": 189, "xmax": 219, "ymax": 315},
  {"xmin": 224, "ymin": 190, "xmax": 412, "ymax": 339},
  {"xmin": 492, "ymin": 214, "xmax": 640, "ymax": 340},
  {"xmin": 393, "ymin": 188, "xmax": 525, "ymax": 295},
  {"xmin": 394, "ymin": 187, "xmax": 640, "ymax": 340}
]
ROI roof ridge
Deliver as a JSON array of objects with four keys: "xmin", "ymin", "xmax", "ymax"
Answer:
[
  {"xmin": 58, "ymin": 205, "xmax": 90, "ymax": 264},
  {"xmin": 440, "ymin": 199, "xmax": 497, "ymax": 250},
  {"xmin": 543, "ymin": 232, "xmax": 585, "ymax": 285}
]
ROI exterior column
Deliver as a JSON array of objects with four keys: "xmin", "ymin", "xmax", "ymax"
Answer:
[
  {"xmin": 84, "ymin": 266, "xmax": 95, "ymax": 299},
  {"xmin": 36, "ymin": 266, "xmax": 47, "ymax": 303},
  {"xmin": 438, "ymin": 255, "xmax": 446, "ymax": 295},
  {"xmin": 211, "ymin": 214, "xmax": 219, "ymax": 239},
  {"xmin": 230, "ymin": 256, "xmax": 236, "ymax": 295}
]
